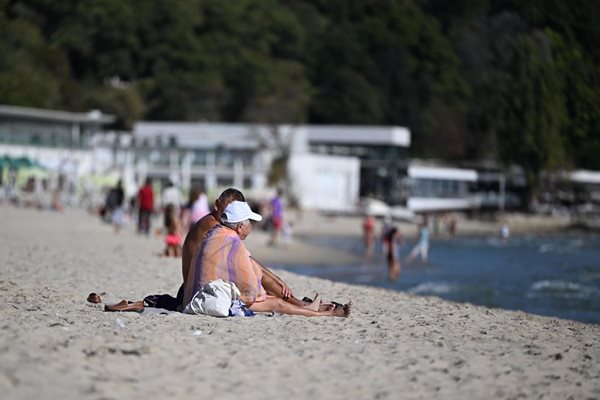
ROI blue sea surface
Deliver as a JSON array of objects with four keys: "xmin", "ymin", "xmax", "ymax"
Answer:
[{"xmin": 273, "ymin": 233, "xmax": 600, "ymax": 325}]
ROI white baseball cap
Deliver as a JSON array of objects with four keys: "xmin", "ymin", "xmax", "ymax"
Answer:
[{"xmin": 222, "ymin": 201, "xmax": 263, "ymax": 223}]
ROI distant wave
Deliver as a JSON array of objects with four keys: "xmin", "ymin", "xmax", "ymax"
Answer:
[
  {"xmin": 538, "ymin": 239, "xmax": 585, "ymax": 255},
  {"xmin": 529, "ymin": 280, "xmax": 599, "ymax": 299},
  {"xmin": 409, "ymin": 282, "xmax": 454, "ymax": 295},
  {"xmin": 538, "ymin": 243, "xmax": 554, "ymax": 253}
]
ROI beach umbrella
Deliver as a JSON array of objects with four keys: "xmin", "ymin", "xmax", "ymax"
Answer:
[{"xmin": 13, "ymin": 156, "xmax": 35, "ymax": 168}]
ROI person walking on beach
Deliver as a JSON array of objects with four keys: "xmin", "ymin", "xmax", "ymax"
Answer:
[
  {"xmin": 404, "ymin": 221, "xmax": 429, "ymax": 265},
  {"xmin": 109, "ymin": 180, "xmax": 125, "ymax": 234},
  {"xmin": 269, "ymin": 189, "xmax": 284, "ymax": 246},
  {"xmin": 182, "ymin": 200, "xmax": 350, "ymax": 317},
  {"xmin": 190, "ymin": 187, "xmax": 209, "ymax": 224},
  {"xmin": 137, "ymin": 178, "xmax": 154, "ymax": 235},
  {"xmin": 161, "ymin": 180, "xmax": 182, "ymax": 218}
]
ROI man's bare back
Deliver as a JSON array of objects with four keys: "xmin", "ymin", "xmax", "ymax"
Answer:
[{"xmin": 182, "ymin": 212, "xmax": 219, "ymax": 282}]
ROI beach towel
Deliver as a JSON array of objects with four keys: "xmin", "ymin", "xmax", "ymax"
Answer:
[{"xmin": 183, "ymin": 279, "xmax": 241, "ymax": 317}]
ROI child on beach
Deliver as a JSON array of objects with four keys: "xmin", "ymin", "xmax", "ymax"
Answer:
[{"xmin": 163, "ymin": 204, "xmax": 182, "ymax": 257}]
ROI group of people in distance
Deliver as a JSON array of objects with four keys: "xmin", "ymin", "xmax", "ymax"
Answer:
[{"xmin": 363, "ymin": 214, "xmax": 429, "ymax": 281}]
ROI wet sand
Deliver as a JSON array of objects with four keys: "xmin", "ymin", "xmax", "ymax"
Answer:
[{"xmin": 0, "ymin": 204, "xmax": 598, "ymax": 399}]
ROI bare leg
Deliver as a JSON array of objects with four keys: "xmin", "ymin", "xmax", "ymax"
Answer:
[
  {"xmin": 249, "ymin": 297, "xmax": 351, "ymax": 317},
  {"xmin": 256, "ymin": 259, "xmax": 336, "ymax": 311},
  {"xmin": 389, "ymin": 259, "xmax": 401, "ymax": 281}
]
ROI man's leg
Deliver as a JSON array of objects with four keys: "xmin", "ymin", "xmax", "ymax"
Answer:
[
  {"xmin": 249, "ymin": 297, "xmax": 350, "ymax": 317},
  {"xmin": 260, "ymin": 271, "xmax": 305, "ymax": 306}
]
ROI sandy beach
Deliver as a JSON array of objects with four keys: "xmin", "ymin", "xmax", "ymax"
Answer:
[{"xmin": 0, "ymin": 204, "xmax": 599, "ymax": 400}]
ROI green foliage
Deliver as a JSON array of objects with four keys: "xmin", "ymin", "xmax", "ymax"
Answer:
[
  {"xmin": 497, "ymin": 30, "xmax": 568, "ymax": 186},
  {"xmin": 1, "ymin": 0, "xmax": 600, "ymax": 173}
]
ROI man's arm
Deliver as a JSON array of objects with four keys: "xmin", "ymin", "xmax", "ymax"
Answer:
[{"xmin": 251, "ymin": 257, "xmax": 294, "ymax": 299}]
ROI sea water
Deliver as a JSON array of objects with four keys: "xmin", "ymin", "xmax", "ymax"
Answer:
[{"xmin": 274, "ymin": 233, "xmax": 600, "ymax": 325}]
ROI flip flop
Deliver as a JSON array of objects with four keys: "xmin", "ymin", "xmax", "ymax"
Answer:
[
  {"xmin": 303, "ymin": 296, "xmax": 344, "ymax": 309},
  {"xmin": 87, "ymin": 293, "xmax": 102, "ymax": 304}
]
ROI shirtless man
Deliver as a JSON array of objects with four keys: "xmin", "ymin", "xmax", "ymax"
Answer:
[
  {"xmin": 182, "ymin": 200, "xmax": 350, "ymax": 317},
  {"xmin": 177, "ymin": 188, "xmax": 331, "ymax": 310}
]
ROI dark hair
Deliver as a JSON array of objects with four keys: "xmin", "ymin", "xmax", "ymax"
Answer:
[{"xmin": 218, "ymin": 188, "xmax": 245, "ymax": 202}]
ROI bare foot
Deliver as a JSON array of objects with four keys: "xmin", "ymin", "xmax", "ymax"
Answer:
[
  {"xmin": 331, "ymin": 301, "xmax": 352, "ymax": 317},
  {"xmin": 304, "ymin": 293, "xmax": 321, "ymax": 311}
]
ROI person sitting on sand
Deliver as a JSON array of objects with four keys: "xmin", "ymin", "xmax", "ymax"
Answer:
[
  {"xmin": 181, "ymin": 200, "xmax": 350, "ymax": 317},
  {"xmin": 178, "ymin": 188, "xmax": 337, "ymax": 312}
]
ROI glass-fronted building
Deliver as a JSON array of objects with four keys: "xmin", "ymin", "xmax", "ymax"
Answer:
[{"xmin": 305, "ymin": 126, "xmax": 411, "ymax": 205}]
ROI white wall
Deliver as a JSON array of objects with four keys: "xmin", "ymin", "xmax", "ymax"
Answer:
[
  {"xmin": 407, "ymin": 197, "xmax": 482, "ymax": 213},
  {"xmin": 288, "ymin": 153, "xmax": 359, "ymax": 212}
]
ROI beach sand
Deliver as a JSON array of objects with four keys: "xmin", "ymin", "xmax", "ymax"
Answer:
[{"xmin": 0, "ymin": 204, "xmax": 598, "ymax": 399}]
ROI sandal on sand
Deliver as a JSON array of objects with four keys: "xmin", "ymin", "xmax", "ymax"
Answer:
[
  {"xmin": 104, "ymin": 300, "xmax": 144, "ymax": 312},
  {"xmin": 302, "ymin": 296, "xmax": 344, "ymax": 309},
  {"xmin": 87, "ymin": 293, "xmax": 102, "ymax": 304}
]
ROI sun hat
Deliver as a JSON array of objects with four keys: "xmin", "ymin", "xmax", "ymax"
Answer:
[{"xmin": 222, "ymin": 201, "xmax": 263, "ymax": 223}]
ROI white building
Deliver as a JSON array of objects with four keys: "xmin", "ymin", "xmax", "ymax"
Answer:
[
  {"xmin": 132, "ymin": 122, "xmax": 411, "ymax": 212},
  {"xmin": 0, "ymin": 104, "xmax": 116, "ymax": 199},
  {"xmin": 406, "ymin": 163, "xmax": 480, "ymax": 213}
]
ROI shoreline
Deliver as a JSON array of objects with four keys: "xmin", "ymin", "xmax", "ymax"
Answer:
[
  {"xmin": 1, "ymin": 204, "xmax": 599, "ymax": 399},
  {"xmin": 285, "ymin": 209, "xmax": 575, "ymax": 241}
]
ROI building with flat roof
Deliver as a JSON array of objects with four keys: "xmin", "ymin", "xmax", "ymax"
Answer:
[
  {"xmin": 406, "ymin": 162, "xmax": 480, "ymax": 213},
  {"xmin": 132, "ymin": 122, "xmax": 411, "ymax": 211},
  {"xmin": 303, "ymin": 126, "xmax": 411, "ymax": 205},
  {"xmin": 0, "ymin": 104, "xmax": 115, "ymax": 173}
]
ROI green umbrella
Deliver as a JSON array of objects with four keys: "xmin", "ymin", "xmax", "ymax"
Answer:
[{"xmin": 14, "ymin": 156, "xmax": 35, "ymax": 168}]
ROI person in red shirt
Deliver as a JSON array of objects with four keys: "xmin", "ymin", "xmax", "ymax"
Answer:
[{"xmin": 137, "ymin": 178, "xmax": 154, "ymax": 235}]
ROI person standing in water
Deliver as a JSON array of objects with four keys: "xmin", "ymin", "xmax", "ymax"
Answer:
[
  {"xmin": 384, "ymin": 223, "xmax": 403, "ymax": 280},
  {"xmin": 405, "ymin": 220, "xmax": 429, "ymax": 265}
]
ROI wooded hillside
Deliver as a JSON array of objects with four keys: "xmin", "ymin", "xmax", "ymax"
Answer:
[{"xmin": 2, "ymin": 0, "xmax": 599, "ymax": 182}]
